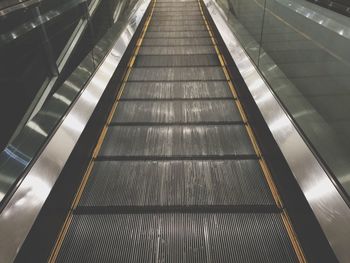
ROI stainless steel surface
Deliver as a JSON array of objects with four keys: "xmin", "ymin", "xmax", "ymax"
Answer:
[
  {"xmin": 203, "ymin": 0, "xmax": 350, "ymax": 261},
  {"xmin": 121, "ymin": 81, "xmax": 232, "ymax": 99},
  {"xmin": 113, "ymin": 100, "xmax": 241, "ymax": 123},
  {"xmin": 98, "ymin": 125, "xmax": 255, "ymax": 157},
  {"xmin": 276, "ymin": 0, "xmax": 350, "ymax": 40},
  {"xmin": 52, "ymin": 0, "xmax": 300, "ymax": 261},
  {"xmin": 0, "ymin": 0, "xmax": 41, "ymax": 17},
  {"xmin": 0, "ymin": 0, "xmax": 151, "ymax": 261},
  {"xmin": 0, "ymin": 0, "xmax": 87, "ymax": 44},
  {"xmin": 57, "ymin": 213, "xmax": 298, "ymax": 263},
  {"xmin": 79, "ymin": 160, "xmax": 274, "ymax": 206}
]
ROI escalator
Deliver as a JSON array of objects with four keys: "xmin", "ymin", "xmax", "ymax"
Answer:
[{"xmin": 47, "ymin": 0, "xmax": 307, "ymax": 262}]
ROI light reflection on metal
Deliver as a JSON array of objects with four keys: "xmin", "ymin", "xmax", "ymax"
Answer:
[
  {"xmin": 0, "ymin": 0, "xmax": 151, "ymax": 262},
  {"xmin": 275, "ymin": 0, "xmax": 350, "ymax": 40},
  {"xmin": 204, "ymin": 0, "xmax": 350, "ymax": 262},
  {"xmin": 0, "ymin": 0, "xmax": 87, "ymax": 44}
]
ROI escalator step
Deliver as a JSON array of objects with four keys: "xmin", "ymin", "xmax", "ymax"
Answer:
[
  {"xmin": 149, "ymin": 20, "xmax": 205, "ymax": 26},
  {"xmin": 147, "ymin": 25, "xmax": 207, "ymax": 32},
  {"xmin": 128, "ymin": 67, "xmax": 226, "ymax": 81},
  {"xmin": 145, "ymin": 31, "xmax": 209, "ymax": 38},
  {"xmin": 134, "ymin": 54, "xmax": 220, "ymax": 67},
  {"xmin": 112, "ymin": 100, "xmax": 241, "ymax": 123},
  {"xmin": 98, "ymin": 125, "xmax": 255, "ymax": 157},
  {"xmin": 56, "ymin": 213, "xmax": 298, "ymax": 263},
  {"xmin": 152, "ymin": 11, "xmax": 201, "ymax": 17},
  {"xmin": 151, "ymin": 16, "xmax": 203, "ymax": 22},
  {"xmin": 142, "ymin": 37, "xmax": 212, "ymax": 46},
  {"xmin": 138, "ymin": 46, "xmax": 216, "ymax": 55},
  {"xmin": 121, "ymin": 81, "xmax": 232, "ymax": 99},
  {"xmin": 78, "ymin": 159, "xmax": 275, "ymax": 207}
]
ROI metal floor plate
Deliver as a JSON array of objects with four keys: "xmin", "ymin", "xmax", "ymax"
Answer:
[
  {"xmin": 112, "ymin": 100, "xmax": 241, "ymax": 123},
  {"xmin": 98, "ymin": 125, "xmax": 255, "ymax": 157},
  {"xmin": 121, "ymin": 81, "xmax": 232, "ymax": 99},
  {"xmin": 56, "ymin": 213, "xmax": 298, "ymax": 263},
  {"xmin": 78, "ymin": 160, "xmax": 274, "ymax": 207}
]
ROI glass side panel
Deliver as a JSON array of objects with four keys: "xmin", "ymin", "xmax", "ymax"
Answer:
[
  {"xmin": 0, "ymin": 0, "xmax": 147, "ymax": 203},
  {"xmin": 217, "ymin": 0, "xmax": 350, "ymax": 196}
]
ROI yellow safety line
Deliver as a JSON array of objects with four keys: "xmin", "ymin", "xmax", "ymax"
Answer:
[
  {"xmin": 48, "ymin": 1, "xmax": 157, "ymax": 261},
  {"xmin": 197, "ymin": 1, "xmax": 307, "ymax": 262}
]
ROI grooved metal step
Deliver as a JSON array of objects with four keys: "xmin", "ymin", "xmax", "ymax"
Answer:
[
  {"xmin": 121, "ymin": 81, "xmax": 232, "ymax": 99},
  {"xmin": 128, "ymin": 67, "xmax": 226, "ymax": 81},
  {"xmin": 145, "ymin": 31, "xmax": 210, "ymax": 38},
  {"xmin": 52, "ymin": 0, "xmax": 302, "ymax": 261},
  {"xmin": 112, "ymin": 100, "xmax": 241, "ymax": 123},
  {"xmin": 138, "ymin": 46, "xmax": 216, "ymax": 55},
  {"xmin": 134, "ymin": 54, "xmax": 220, "ymax": 67},
  {"xmin": 56, "ymin": 213, "xmax": 298, "ymax": 263},
  {"xmin": 142, "ymin": 37, "xmax": 213, "ymax": 46},
  {"xmin": 79, "ymin": 160, "xmax": 274, "ymax": 207},
  {"xmin": 98, "ymin": 125, "xmax": 255, "ymax": 157},
  {"xmin": 147, "ymin": 25, "xmax": 207, "ymax": 32},
  {"xmin": 149, "ymin": 20, "xmax": 205, "ymax": 26}
]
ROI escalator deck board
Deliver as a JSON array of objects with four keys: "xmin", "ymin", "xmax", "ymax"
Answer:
[
  {"xmin": 98, "ymin": 125, "xmax": 256, "ymax": 157},
  {"xmin": 112, "ymin": 100, "xmax": 242, "ymax": 123},
  {"xmin": 121, "ymin": 81, "xmax": 232, "ymax": 99},
  {"xmin": 78, "ymin": 160, "xmax": 275, "ymax": 207},
  {"xmin": 56, "ymin": 213, "xmax": 298, "ymax": 263}
]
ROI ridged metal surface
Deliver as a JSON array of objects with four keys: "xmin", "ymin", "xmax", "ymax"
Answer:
[
  {"xmin": 145, "ymin": 31, "xmax": 209, "ymax": 38},
  {"xmin": 54, "ymin": 0, "xmax": 300, "ymax": 261},
  {"xmin": 98, "ymin": 125, "xmax": 255, "ymax": 157},
  {"xmin": 138, "ymin": 46, "xmax": 216, "ymax": 55},
  {"xmin": 112, "ymin": 100, "xmax": 241, "ymax": 123},
  {"xmin": 135, "ymin": 54, "xmax": 220, "ymax": 67},
  {"xmin": 147, "ymin": 25, "xmax": 207, "ymax": 32},
  {"xmin": 56, "ymin": 213, "xmax": 298, "ymax": 263},
  {"xmin": 142, "ymin": 38, "xmax": 212, "ymax": 46},
  {"xmin": 121, "ymin": 81, "xmax": 232, "ymax": 99},
  {"xmin": 129, "ymin": 67, "xmax": 226, "ymax": 81},
  {"xmin": 149, "ymin": 20, "xmax": 206, "ymax": 27},
  {"xmin": 79, "ymin": 160, "xmax": 274, "ymax": 207},
  {"xmin": 152, "ymin": 11, "xmax": 201, "ymax": 17}
]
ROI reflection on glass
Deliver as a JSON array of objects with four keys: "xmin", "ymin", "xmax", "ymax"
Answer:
[
  {"xmin": 217, "ymin": 0, "xmax": 350, "ymax": 196},
  {"xmin": 0, "ymin": 0, "xmax": 144, "ymax": 205}
]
